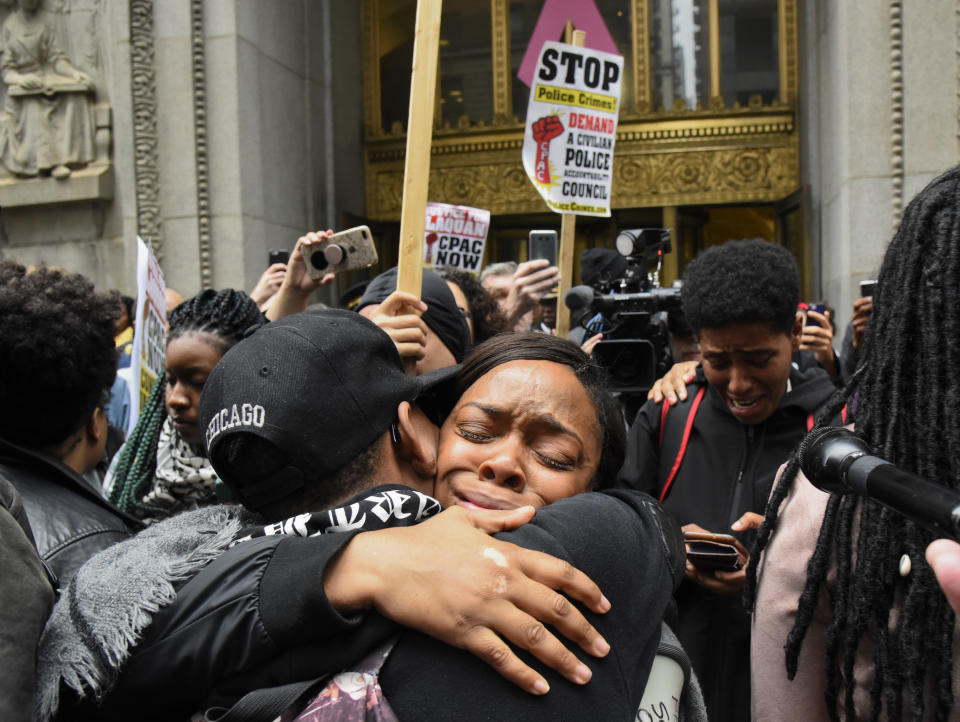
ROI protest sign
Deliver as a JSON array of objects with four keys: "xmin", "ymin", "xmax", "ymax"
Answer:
[
  {"xmin": 127, "ymin": 236, "xmax": 166, "ymax": 432},
  {"xmin": 522, "ymin": 41, "xmax": 623, "ymax": 217},
  {"xmin": 423, "ymin": 202, "xmax": 490, "ymax": 273}
]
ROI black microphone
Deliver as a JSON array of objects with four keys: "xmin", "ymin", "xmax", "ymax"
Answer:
[
  {"xmin": 564, "ymin": 285, "xmax": 596, "ymax": 311},
  {"xmin": 798, "ymin": 427, "xmax": 960, "ymax": 539}
]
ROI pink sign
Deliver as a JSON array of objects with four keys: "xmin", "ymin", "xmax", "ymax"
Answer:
[{"xmin": 516, "ymin": 0, "xmax": 619, "ymax": 88}]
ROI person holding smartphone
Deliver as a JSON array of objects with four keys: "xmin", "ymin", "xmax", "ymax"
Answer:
[
  {"xmin": 617, "ymin": 239, "xmax": 838, "ymax": 722},
  {"xmin": 797, "ymin": 302, "xmax": 840, "ymax": 381},
  {"xmin": 837, "ymin": 280, "xmax": 875, "ymax": 384}
]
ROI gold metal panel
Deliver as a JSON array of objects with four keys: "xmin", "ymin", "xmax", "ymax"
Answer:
[
  {"xmin": 491, "ymin": 0, "xmax": 511, "ymax": 121},
  {"xmin": 366, "ymin": 109, "xmax": 799, "ymax": 219},
  {"xmin": 779, "ymin": 0, "xmax": 797, "ymax": 103},
  {"xmin": 708, "ymin": 0, "xmax": 721, "ymax": 102},
  {"xmin": 633, "ymin": 0, "xmax": 651, "ymax": 113}
]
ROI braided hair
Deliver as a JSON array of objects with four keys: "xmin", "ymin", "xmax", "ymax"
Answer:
[
  {"xmin": 746, "ymin": 166, "xmax": 960, "ymax": 720},
  {"xmin": 109, "ymin": 289, "xmax": 264, "ymax": 516}
]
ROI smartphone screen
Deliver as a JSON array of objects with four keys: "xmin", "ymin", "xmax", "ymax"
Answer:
[
  {"xmin": 268, "ymin": 249, "xmax": 289, "ymax": 266},
  {"xmin": 805, "ymin": 302, "xmax": 826, "ymax": 327},
  {"xmin": 528, "ymin": 230, "xmax": 558, "ymax": 267}
]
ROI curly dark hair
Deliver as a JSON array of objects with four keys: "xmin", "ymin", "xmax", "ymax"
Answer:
[
  {"xmin": 681, "ymin": 238, "xmax": 800, "ymax": 335},
  {"xmin": 454, "ymin": 332, "xmax": 625, "ymax": 489},
  {"xmin": 0, "ymin": 261, "xmax": 119, "ymax": 447},
  {"xmin": 436, "ymin": 266, "xmax": 509, "ymax": 343},
  {"xmin": 746, "ymin": 165, "xmax": 960, "ymax": 720}
]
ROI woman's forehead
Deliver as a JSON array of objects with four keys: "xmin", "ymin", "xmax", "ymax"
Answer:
[{"xmin": 456, "ymin": 361, "xmax": 600, "ymax": 433}]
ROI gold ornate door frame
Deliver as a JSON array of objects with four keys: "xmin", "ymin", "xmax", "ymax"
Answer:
[{"xmin": 362, "ymin": 0, "xmax": 800, "ymax": 221}]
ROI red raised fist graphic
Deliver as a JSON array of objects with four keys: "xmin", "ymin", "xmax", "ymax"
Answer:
[
  {"xmin": 425, "ymin": 232, "xmax": 439, "ymax": 264},
  {"xmin": 532, "ymin": 115, "xmax": 564, "ymax": 184}
]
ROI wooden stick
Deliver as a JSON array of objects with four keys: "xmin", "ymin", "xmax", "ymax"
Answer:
[
  {"xmin": 555, "ymin": 25, "xmax": 586, "ymax": 339},
  {"xmin": 396, "ymin": 0, "xmax": 442, "ymax": 298}
]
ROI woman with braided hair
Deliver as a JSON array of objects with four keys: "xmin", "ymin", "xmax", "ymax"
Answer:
[
  {"xmin": 750, "ymin": 166, "xmax": 960, "ymax": 720},
  {"xmin": 106, "ymin": 289, "xmax": 265, "ymax": 520}
]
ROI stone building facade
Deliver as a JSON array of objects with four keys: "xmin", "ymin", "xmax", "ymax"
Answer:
[
  {"xmin": 0, "ymin": 0, "xmax": 956, "ymax": 330},
  {"xmin": 0, "ymin": 0, "xmax": 365, "ymax": 303}
]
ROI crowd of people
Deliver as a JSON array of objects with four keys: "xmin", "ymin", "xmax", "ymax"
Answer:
[{"xmin": 4, "ymin": 166, "xmax": 960, "ymax": 721}]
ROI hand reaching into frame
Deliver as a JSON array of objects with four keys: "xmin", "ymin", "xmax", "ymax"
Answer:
[
  {"xmin": 647, "ymin": 360, "xmax": 699, "ymax": 405},
  {"xmin": 264, "ymin": 230, "xmax": 336, "ymax": 321},
  {"xmin": 504, "ymin": 259, "xmax": 561, "ymax": 331},
  {"xmin": 364, "ymin": 290, "xmax": 429, "ymax": 362},
  {"xmin": 799, "ymin": 309, "xmax": 838, "ymax": 379},
  {"xmin": 249, "ymin": 263, "xmax": 287, "ymax": 309}
]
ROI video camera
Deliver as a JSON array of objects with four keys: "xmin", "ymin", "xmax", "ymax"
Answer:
[{"xmin": 565, "ymin": 228, "xmax": 683, "ymax": 417}]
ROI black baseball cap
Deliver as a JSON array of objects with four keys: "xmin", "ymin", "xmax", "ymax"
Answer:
[
  {"xmin": 198, "ymin": 309, "xmax": 457, "ymax": 511},
  {"xmin": 357, "ymin": 266, "xmax": 471, "ymax": 362}
]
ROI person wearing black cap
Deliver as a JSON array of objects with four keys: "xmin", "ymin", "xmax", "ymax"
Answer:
[
  {"xmin": 580, "ymin": 247, "xmax": 628, "ymax": 288},
  {"xmin": 39, "ymin": 310, "xmax": 614, "ymax": 720},
  {"xmin": 357, "ymin": 266, "xmax": 471, "ymax": 374}
]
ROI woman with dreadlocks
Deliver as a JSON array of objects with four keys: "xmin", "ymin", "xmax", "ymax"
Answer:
[
  {"xmin": 105, "ymin": 289, "xmax": 265, "ymax": 521},
  {"xmin": 750, "ymin": 166, "xmax": 960, "ymax": 720}
]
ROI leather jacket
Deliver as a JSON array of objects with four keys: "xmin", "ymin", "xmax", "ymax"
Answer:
[{"xmin": 0, "ymin": 437, "xmax": 140, "ymax": 585}]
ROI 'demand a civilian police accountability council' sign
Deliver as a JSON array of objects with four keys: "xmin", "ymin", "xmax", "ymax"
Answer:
[{"xmin": 521, "ymin": 41, "xmax": 623, "ymax": 217}]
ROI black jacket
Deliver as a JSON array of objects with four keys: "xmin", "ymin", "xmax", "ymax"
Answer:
[
  {"xmin": 72, "ymin": 488, "xmax": 684, "ymax": 721},
  {"xmin": 0, "ymin": 475, "xmax": 55, "ymax": 722},
  {"xmin": 0, "ymin": 437, "xmax": 140, "ymax": 585},
  {"xmin": 617, "ymin": 361, "xmax": 837, "ymax": 722}
]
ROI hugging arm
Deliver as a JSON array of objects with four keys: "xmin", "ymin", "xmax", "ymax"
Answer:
[
  {"xmin": 92, "ymin": 504, "xmax": 614, "ymax": 719},
  {"xmin": 379, "ymin": 489, "xmax": 686, "ymax": 721}
]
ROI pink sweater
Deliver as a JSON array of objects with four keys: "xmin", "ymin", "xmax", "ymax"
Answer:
[{"xmin": 751, "ymin": 469, "xmax": 960, "ymax": 720}]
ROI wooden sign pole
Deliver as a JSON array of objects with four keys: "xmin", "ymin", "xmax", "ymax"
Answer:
[
  {"xmin": 396, "ymin": 0, "xmax": 442, "ymax": 299},
  {"xmin": 555, "ymin": 23, "xmax": 586, "ymax": 339}
]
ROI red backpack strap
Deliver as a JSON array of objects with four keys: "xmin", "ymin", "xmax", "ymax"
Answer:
[
  {"xmin": 807, "ymin": 404, "xmax": 849, "ymax": 432},
  {"xmin": 658, "ymin": 386, "xmax": 707, "ymax": 504},
  {"xmin": 658, "ymin": 395, "xmax": 670, "ymax": 447}
]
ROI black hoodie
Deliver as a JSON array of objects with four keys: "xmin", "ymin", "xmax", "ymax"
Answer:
[{"xmin": 617, "ymin": 359, "xmax": 838, "ymax": 722}]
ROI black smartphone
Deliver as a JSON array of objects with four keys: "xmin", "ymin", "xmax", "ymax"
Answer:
[
  {"xmin": 859, "ymin": 279, "xmax": 876, "ymax": 297},
  {"xmin": 268, "ymin": 249, "xmax": 289, "ymax": 266},
  {"xmin": 804, "ymin": 302, "xmax": 826, "ymax": 328},
  {"xmin": 528, "ymin": 230, "xmax": 558, "ymax": 267}
]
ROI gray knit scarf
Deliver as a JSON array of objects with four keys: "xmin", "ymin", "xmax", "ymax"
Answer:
[{"xmin": 35, "ymin": 504, "xmax": 254, "ymax": 721}]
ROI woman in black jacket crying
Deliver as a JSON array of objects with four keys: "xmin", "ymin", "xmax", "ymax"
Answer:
[{"xmin": 617, "ymin": 238, "xmax": 838, "ymax": 722}]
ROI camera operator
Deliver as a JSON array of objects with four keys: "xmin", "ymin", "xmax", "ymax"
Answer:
[{"xmin": 564, "ymin": 231, "xmax": 684, "ymax": 420}]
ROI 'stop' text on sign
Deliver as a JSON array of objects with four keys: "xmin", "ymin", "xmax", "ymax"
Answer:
[{"xmin": 521, "ymin": 42, "xmax": 624, "ymax": 218}]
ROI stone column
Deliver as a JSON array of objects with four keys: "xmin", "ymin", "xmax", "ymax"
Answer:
[{"xmin": 801, "ymin": 0, "xmax": 960, "ymax": 331}]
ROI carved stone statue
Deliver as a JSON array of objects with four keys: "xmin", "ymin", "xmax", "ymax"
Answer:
[{"xmin": 0, "ymin": 0, "xmax": 95, "ymax": 179}]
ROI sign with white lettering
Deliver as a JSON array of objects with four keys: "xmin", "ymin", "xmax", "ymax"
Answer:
[
  {"xmin": 128, "ymin": 236, "xmax": 167, "ymax": 432},
  {"xmin": 521, "ymin": 41, "xmax": 623, "ymax": 217},
  {"xmin": 423, "ymin": 202, "xmax": 491, "ymax": 273}
]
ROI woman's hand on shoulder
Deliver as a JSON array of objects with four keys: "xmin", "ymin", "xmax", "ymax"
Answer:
[
  {"xmin": 324, "ymin": 505, "xmax": 612, "ymax": 696},
  {"xmin": 647, "ymin": 360, "xmax": 699, "ymax": 405}
]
